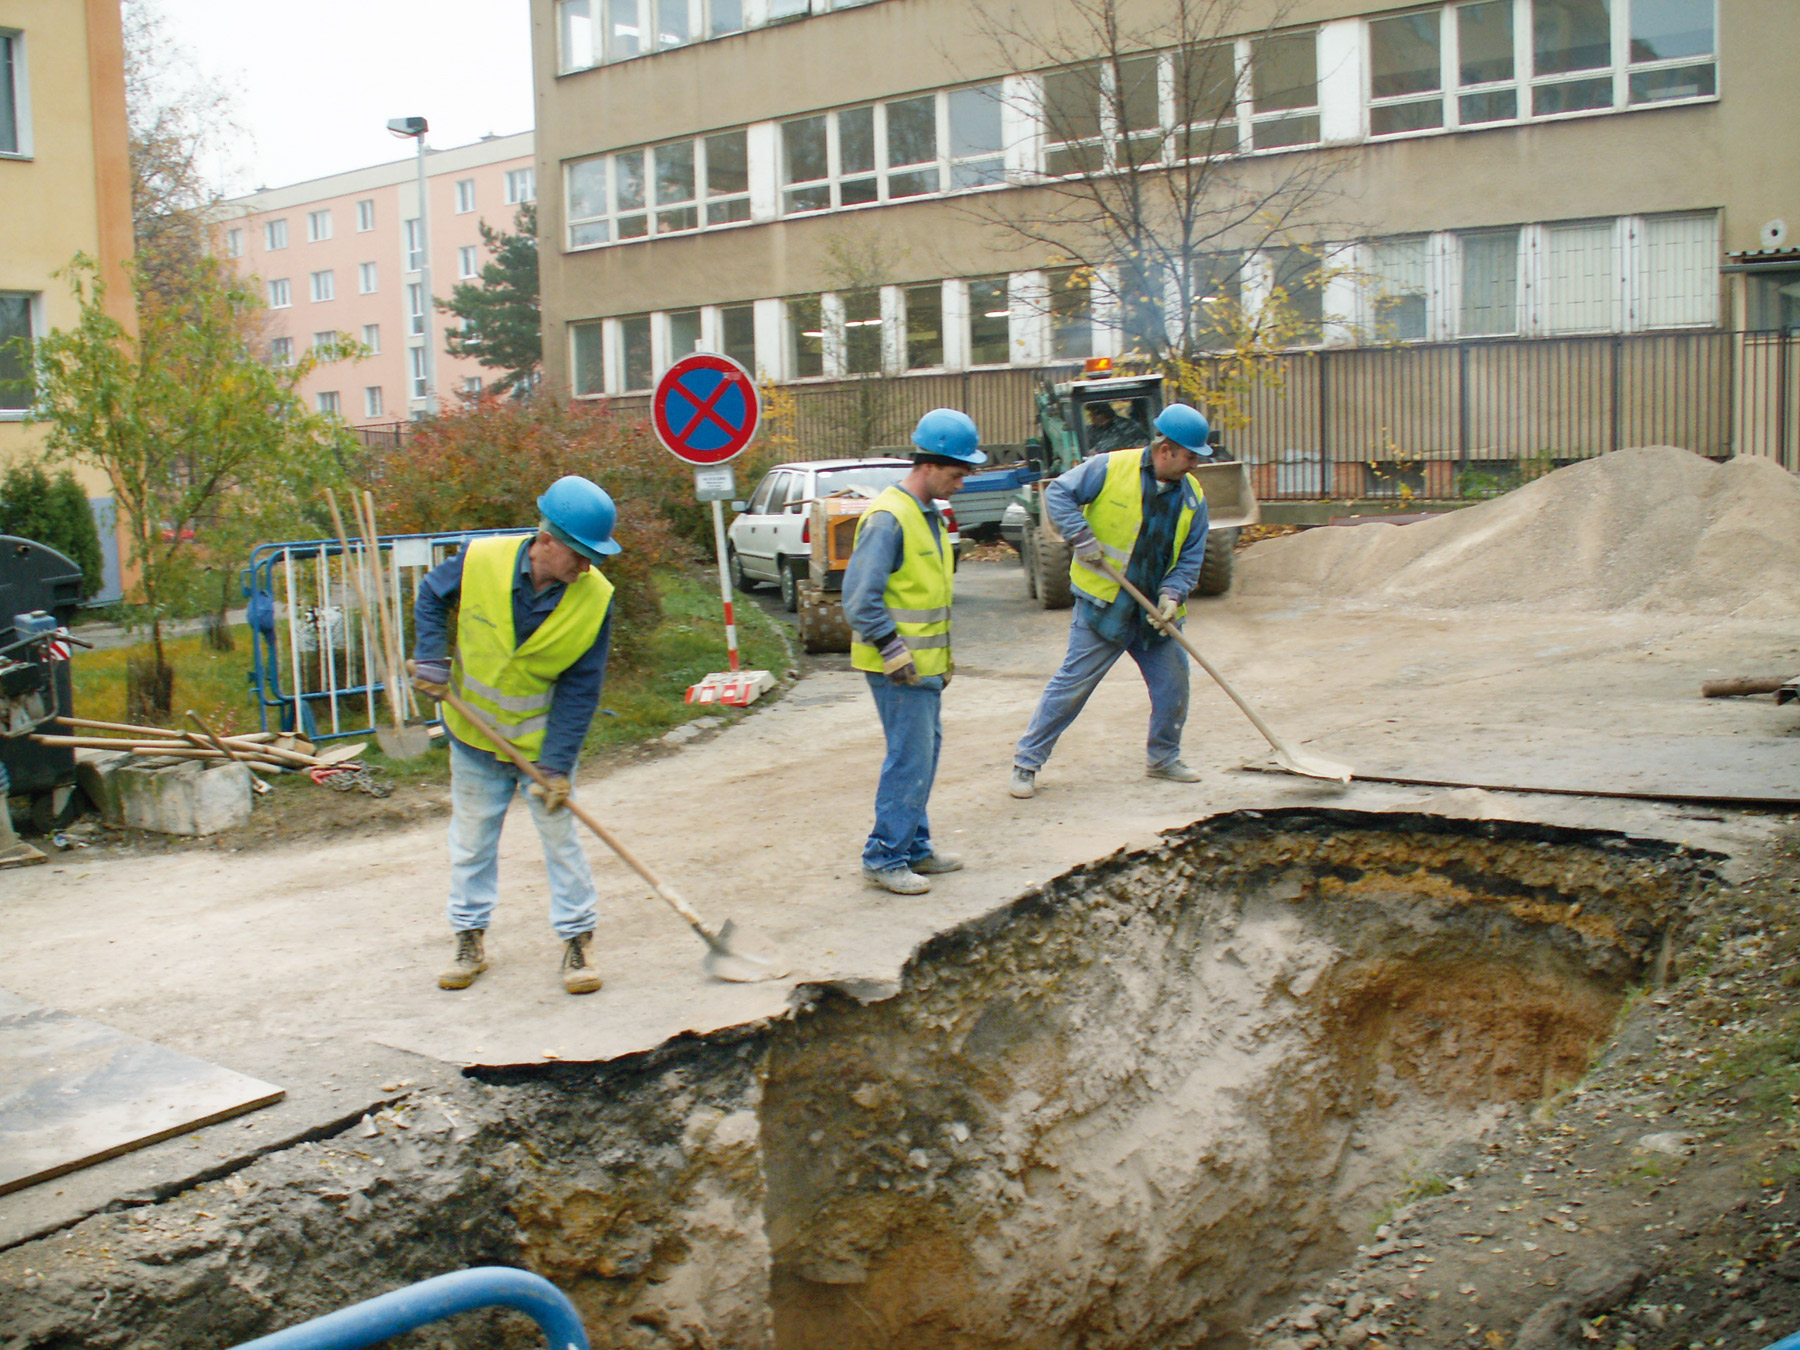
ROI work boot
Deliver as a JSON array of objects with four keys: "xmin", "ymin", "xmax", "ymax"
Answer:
[
  {"xmin": 1009, "ymin": 767, "xmax": 1037, "ymax": 799},
  {"xmin": 1147, "ymin": 760, "xmax": 1203, "ymax": 783},
  {"xmin": 862, "ymin": 865, "xmax": 930, "ymax": 895},
  {"xmin": 911, "ymin": 851, "xmax": 964, "ymax": 875},
  {"xmin": 560, "ymin": 932, "xmax": 604, "ymax": 995},
  {"xmin": 438, "ymin": 929, "xmax": 487, "ymax": 990}
]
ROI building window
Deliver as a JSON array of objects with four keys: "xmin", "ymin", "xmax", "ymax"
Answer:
[
  {"xmin": 1368, "ymin": 11, "xmax": 1445, "ymax": 136},
  {"xmin": 409, "ymin": 347, "xmax": 427, "ymax": 400},
  {"xmin": 1625, "ymin": 0, "xmax": 1716, "ymax": 104},
  {"xmin": 1174, "ymin": 43, "xmax": 1242, "ymax": 158},
  {"xmin": 404, "ymin": 219, "xmax": 423, "ymax": 271},
  {"xmin": 462, "ymin": 376, "xmax": 483, "ymax": 395},
  {"xmin": 1459, "ymin": 227, "xmax": 1520, "ymax": 336},
  {"xmin": 1531, "ymin": 0, "xmax": 1615, "ymax": 113},
  {"xmin": 567, "ymin": 129, "xmax": 748, "ymax": 247},
  {"xmin": 309, "ymin": 270, "xmax": 335, "ymax": 303},
  {"xmin": 316, "ymin": 391, "xmax": 341, "ymax": 414},
  {"xmin": 843, "ymin": 290, "xmax": 882, "ymax": 374},
  {"xmin": 312, "ymin": 329, "xmax": 338, "ymax": 351},
  {"xmin": 1748, "ymin": 271, "xmax": 1800, "ymax": 334},
  {"xmin": 356, "ymin": 198, "xmax": 375, "ymax": 231},
  {"xmin": 269, "ymin": 336, "xmax": 293, "ymax": 366},
  {"xmin": 1366, "ymin": 237, "xmax": 1429, "ymax": 341},
  {"xmin": 1251, "ymin": 30, "xmax": 1319, "ymax": 148},
  {"xmin": 667, "ymin": 308, "xmax": 702, "ymax": 359},
  {"xmin": 359, "ymin": 261, "xmax": 378, "ymax": 294},
  {"xmin": 265, "ymin": 219, "xmax": 289, "ymax": 250},
  {"xmin": 307, "ymin": 209, "xmax": 332, "ymax": 242},
  {"xmin": 620, "ymin": 314, "xmax": 653, "ymax": 389},
  {"xmin": 455, "ymin": 178, "xmax": 475, "ymax": 213},
  {"xmin": 1545, "ymin": 219, "xmax": 1615, "ymax": 333},
  {"xmin": 968, "ymin": 276, "xmax": 1011, "ymax": 365},
  {"xmin": 1048, "ymin": 268, "xmax": 1092, "ymax": 361},
  {"xmin": 780, "ymin": 84, "xmax": 1005, "ymax": 215},
  {"xmin": 364, "ymin": 386, "xmax": 384, "ymax": 418},
  {"xmin": 1457, "ymin": 0, "xmax": 1519, "ymax": 125},
  {"xmin": 225, "ymin": 228, "xmax": 243, "ymax": 258},
  {"xmin": 407, "ymin": 283, "xmax": 425, "ymax": 335},
  {"xmin": 361, "ymin": 322, "xmax": 381, "ymax": 353},
  {"xmin": 0, "ymin": 32, "xmax": 22, "ymax": 157},
  {"xmin": 558, "ymin": 0, "xmax": 744, "ymax": 70},
  {"xmin": 720, "ymin": 303, "xmax": 756, "ymax": 372},
  {"xmin": 571, "ymin": 321, "xmax": 607, "ymax": 396},
  {"xmin": 1638, "ymin": 211, "xmax": 1718, "ymax": 328},
  {"xmin": 505, "ymin": 167, "xmax": 536, "ymax": 204},
  {"xmin": 1266, "ymin": 247, "xmax": 1323, "ymax": 341},
  {"xmin": 787, "ymin": 296, "xmax": 824, "ymax": 378},
  {"xmin": 904, "ymin": 284, "xmax": 943, "ymax": 369},
  {"xmin": 0, "ymin": 292, "xmax": 35, "ymax": 413},
  {"xmin": 268, "ymin": 278, "xmax": 291, "ymax": 308},
  {"xmin": 458, "ymin": 245, "xmax": 478, "ymax": 279},
  {"xmin": 1191, "ymin": 254, "xmax": 1244, "ymax": 350}
]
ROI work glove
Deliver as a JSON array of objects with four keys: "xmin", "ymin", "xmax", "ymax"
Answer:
[
  {"xmin": 528, "ymin": 771, "xmax": 571, "ymax": 813},
  {"xmin": 1070, "ymin": 533, "xmax": 1105, "ymax": 564},
  {"xmin": 879, "ymin": 634, "xmax": 919, "ymax": 687},
  {"xmin": 1153, "ymin": 594, "xmax": 1181, "ymax": 631},
  {"xmin": 408, "ymin": 658, "xmax": 450, "ymax": 699}
]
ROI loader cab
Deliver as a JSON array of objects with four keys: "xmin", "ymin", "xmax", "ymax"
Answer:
[{"xmin": 1061, "ymin": 373, "xmax": 1164, "ymax": 461}]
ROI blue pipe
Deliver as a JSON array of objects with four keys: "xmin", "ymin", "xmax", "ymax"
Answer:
[{"xmin": 230, "ymin": 1267, "xmax": 589, "ymax": 1350}]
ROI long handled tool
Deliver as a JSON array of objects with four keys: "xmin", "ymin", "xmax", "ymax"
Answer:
[
  {"xmin": 433, "ymin": 681, "xmax": 790, "ymax": 983},
  {"xmin": 328, "ymin": 488, "xmax": 431, "ymax": 760},
  {"xmin": 1098, "ymin": 557, "xmax": 1354, "ymax": 783}
]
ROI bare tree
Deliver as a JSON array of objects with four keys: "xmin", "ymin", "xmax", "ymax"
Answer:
[{"xmin": 961, "ymin": 0, "xmax": 1347, "ymax": 368}]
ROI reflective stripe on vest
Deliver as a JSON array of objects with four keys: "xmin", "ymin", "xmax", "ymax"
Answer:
[
  {"xmin": 1068, "ymin": 449, "xmax": 1201, "ymax": 615},
  {"xmin": 848, "ymin": 486, "xmax": 955, "ymax": 677},
  {"xmin": 442, "ymin": 534, "xmax": 614, "ymax": 758}
]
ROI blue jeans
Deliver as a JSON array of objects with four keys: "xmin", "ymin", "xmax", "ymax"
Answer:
[
  {"xmin": 446, "ymin": 740, "xmax": 598, "ymax": 938},
  {"xmin": 862, "ymin": 672, "xmax": 944, "ymax": 873},
  {"xmin": 1014, "ymin": 610, "xmax": 1190, "ymax": 773}
]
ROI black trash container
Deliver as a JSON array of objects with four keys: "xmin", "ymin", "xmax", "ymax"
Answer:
[{"xmin": 1, "ymin": 536, "xmax": 85, "ymax": 827}]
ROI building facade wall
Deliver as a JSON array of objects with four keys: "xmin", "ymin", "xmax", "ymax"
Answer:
[
  {"xmin": 532, "ymin": 0, "xmax": 1797, "ymax": 409},
  {"xmin": 220, "ymin": 133, "xmax": 536, "ymax": 426}
]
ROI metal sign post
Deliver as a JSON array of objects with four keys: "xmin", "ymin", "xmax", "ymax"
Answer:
[{"xmin": 651, "ymin": 353, "xmax": 774, "ymax": 706}]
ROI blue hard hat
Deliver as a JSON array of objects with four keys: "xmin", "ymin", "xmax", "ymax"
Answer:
[
  {"xmin": 1153, "ymin": 404, "xmax": 1212, "ymax": 452},
  {"xmin": 910, "ymin": 408, "xmax": 987, "ymax": 466},
  {"xmin": 537, "ymin": 475, "xmax": 621, "ymax": 560}
]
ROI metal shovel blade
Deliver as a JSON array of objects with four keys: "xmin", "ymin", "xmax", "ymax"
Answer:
[
  {"xmin": 1269, "ymin": 744, "xmax": 1356, "ymax": 784},
  {"xmin": 376, "ymin": 723, "xmax": 433, "ymax": 761},
  {"xmin": 701, "ymin": 919, "xmax": 791, "ymax": 983}
]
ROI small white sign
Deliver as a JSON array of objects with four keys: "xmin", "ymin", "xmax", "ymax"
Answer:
[{"xmin": 694, "ymin": 467, "xmax": 736, "ymax": 501}]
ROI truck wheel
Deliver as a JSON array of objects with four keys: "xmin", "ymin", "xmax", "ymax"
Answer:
[
  {"xmin": 779, "ymin": 558, "xmax": 804, "ymax": 613},
  {"xmin": 30, "ymin": 785, "xmax": 80, "ymax": 834},
  {"xmin": 1194, "ymin": 528, "xmax": 1239, "ymax": 597},
  {"xmin": 797, "ymin": 582, "xmax": 851, "ymax": 654},
  {"xmin": 1021, "ymin": 528, "xmax": 1039, "ymax": 599},
  {"xmin": 1033, "ymin": 523, "xmax": 1073, "ymax": 610},
  {"xmin": 728, "ymin": 547, "xmax": 755, "ymax": 593}
]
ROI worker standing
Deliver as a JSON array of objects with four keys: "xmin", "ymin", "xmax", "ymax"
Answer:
[
  {"xmin": 409, "ymin": 475, "xmax": 620, "ymax": 995},
  {"xmin": 1009, "ymin": 404, "xmax": 1213, "ymax": 798},
  {"xmin": 843, "ymin": 408, "xmax": 986, "ymax": 894}
]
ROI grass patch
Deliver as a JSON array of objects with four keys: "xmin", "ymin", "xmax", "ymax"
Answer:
[{"xmin": 71, "ymin": 629, "xmax": 262, "ymax": 735}]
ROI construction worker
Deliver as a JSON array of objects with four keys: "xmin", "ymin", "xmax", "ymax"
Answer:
[
  {"xmin": 1010, "ymin": 404, "xmax": 1212, "ymax": 798},
  {"xmin": 843, "ymin": 408, "xmax": 986, "ymax": 894},
  {"xmin": 1085, "ymin": 401, "xmax": 1152, "ymax": 456},
  {"xmin": 409, "ymin": 475, "xmax": 619, "ymax": 995}
]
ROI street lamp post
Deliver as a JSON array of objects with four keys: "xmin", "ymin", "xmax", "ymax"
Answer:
[{"xmin": 387, "ymin": 116, "xmax": 437, "ymax": 416}]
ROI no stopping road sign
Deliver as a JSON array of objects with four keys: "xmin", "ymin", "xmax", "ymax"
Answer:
[{"xmin": 652, "ymin": 353, "xmax": 760, "ymax": 465}]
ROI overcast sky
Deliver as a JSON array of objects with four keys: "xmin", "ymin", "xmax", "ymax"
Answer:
[{"xmin": 156, "ymin": 0, "xmax": 536, "ymax": 194}]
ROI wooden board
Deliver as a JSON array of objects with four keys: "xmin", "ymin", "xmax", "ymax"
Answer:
[{"xmin": 0, "ymin": 990, "xmax": 284, "ymax": 1196}]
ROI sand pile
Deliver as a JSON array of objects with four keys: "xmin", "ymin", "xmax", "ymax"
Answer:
[{"xmin": 1236, "ymin": 447, "xmax": 1800, "ymax": 617}]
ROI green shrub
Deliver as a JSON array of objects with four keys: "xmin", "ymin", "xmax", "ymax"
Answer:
[{"xmin": 0, "ymin": 463, "xmax": 106, "ymax": 597}]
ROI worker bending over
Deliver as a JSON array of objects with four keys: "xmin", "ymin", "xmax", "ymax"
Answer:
[
  {"xmin": 843, "ymin": 408, "xmax": 985, "ymax": 894},
  {"xmin": 1010, "ymin": 404, "xmax": 1213, "ymax": 798},
  {"xmin": 410, "ymin": 476, "xmax": 619, "ymax": 995}
]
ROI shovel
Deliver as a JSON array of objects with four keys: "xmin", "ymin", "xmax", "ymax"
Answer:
[
  {"xmin": 433, "ymin": 681, "xmax": 790, "ymax": 983},
  {"xmin": 1097, "ymin": 557, "xmax": 1354, "ymax": 783},
  {"xmin": 325, "ymin": 488, "xmax": 431, "ymax": 760}
]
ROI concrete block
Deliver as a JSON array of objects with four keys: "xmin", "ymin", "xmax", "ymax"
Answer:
[{"xmin": 81, "ymin": 752, "xmax": 252, "ymax": 836}]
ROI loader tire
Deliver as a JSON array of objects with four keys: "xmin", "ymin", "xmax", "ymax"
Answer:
[
  {"xmin": 1033, "ymin": 522, "xmax": 1073, "ymax": 610},
  {"xmin": 1021, "ymin": 526, "xmax": 1039, "ymax": 599},
  {"xmin": 797, "ymin": 582, "xmax": 852, "ymax": 654},
  {"xmin": 1194, "ymin": 528, "xmax": 1238, "ymax": 597}
]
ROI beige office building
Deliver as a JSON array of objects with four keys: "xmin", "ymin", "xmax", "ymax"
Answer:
[
  {"xmin": 531, "ymin": 0, "xmax": 1798, "ymax": 476},
  {"xmin": 220, "ymin": 132, "xmax": 536, "ymax": 428}
]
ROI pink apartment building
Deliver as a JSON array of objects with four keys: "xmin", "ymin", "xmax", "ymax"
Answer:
[{"xmin": 219, "ymin": 131, "xmax": 535, "ymax": 427}]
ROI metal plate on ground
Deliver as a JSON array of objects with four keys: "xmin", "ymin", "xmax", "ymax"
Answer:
[
  {"xmin": 1250, "ymin": 730, "xmax": 1800, "ymax": 808},
  {"xmin": 0, "ymin": 990, "xmax": 284, "ymax": 1196}
]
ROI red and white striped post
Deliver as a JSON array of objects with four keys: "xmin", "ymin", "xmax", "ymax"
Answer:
[{"xmin": 708, "ymin": 495, "xmax": 740, "ymax": 672}]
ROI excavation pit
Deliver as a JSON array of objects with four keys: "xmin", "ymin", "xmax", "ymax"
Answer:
[{"xmin": 0, "ymin": 810, "xmax": 1719, "ymax": 1350}]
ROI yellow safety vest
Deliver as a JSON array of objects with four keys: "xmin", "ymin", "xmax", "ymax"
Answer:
[
  {"xmin": 848, "ymin": 486, "xmax": 954, "ymax": 677},
  {"xmin": 1068, "ymin": 449, "xmax": 1202, "ymax": 615},
  {"xmin": 443, "ymin": 534, "xmax": 614, "ymax": 759}
]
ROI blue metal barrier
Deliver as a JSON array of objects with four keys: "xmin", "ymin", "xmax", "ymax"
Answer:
[{"xmin": 230, "ymin": 1266, "xmax": 589, "ymax": 1350}]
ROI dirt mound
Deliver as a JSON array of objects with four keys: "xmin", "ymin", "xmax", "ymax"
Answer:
[{"xmin": 1237, "ymin": 447, "xmax": 1800, "ymax": 616}]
